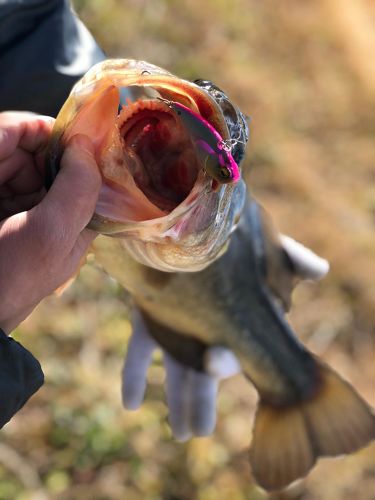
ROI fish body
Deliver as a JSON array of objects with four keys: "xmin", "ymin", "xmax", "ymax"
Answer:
[
  {"xmin": 92, "ymin": 199, "xmax": 317, "ymax": 402},
  {"xmin": 46, "ymin": 59, "xmax": 375, "ymax": 491},
  {"xmin": 92, "ymin": 197, "xmax": 375, "ymax": 490}
]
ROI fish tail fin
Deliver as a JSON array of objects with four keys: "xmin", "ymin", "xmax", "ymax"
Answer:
[{"xmin": 249, "ymin": 361, "xmax": 375, "ymax": 491}]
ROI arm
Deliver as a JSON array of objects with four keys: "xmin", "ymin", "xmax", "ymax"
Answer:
[{"xmin": 0, "ymin": 111, "xmax": 101, "ymax": 426}]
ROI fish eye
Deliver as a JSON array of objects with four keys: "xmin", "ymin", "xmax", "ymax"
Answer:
[{"xmin": 220, "ymin": 167, "xmax": 231, "ymax": 179}]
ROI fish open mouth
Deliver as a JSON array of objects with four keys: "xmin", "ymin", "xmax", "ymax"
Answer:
[
  {"xmin": 117, "ymin": 98, "xmax": 200, "ymax": 213},
  {"xmin": 86, "ymin": 86, "xmax": 221, "ymax": 226},
  {"xmin": 46, "ymin": 60, "xmax": 243, "ymax": 235}
]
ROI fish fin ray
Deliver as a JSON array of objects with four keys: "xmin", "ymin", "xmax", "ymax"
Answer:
[
  {"xmin": 249, "ymin": 361, "xmax": 375, "ymax": 491},
  {"xmin": 249, "ymin": 403, "xmax": 315, "ymax": 490},
  {"xmin": 304, "ymin": 362, "xmax": 375, "ymax": 457}
]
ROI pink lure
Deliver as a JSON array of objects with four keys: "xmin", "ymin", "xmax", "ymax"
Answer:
[{"xmin": 165, "ymin": 100, "xmax": 241, "ymax": 184}]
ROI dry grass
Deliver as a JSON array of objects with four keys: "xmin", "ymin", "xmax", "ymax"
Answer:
[{"xmin": 1, "ymin": 0, "xmax": 374, "ymax": 498}]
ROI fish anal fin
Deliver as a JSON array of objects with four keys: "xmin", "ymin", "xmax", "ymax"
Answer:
[{"xmin": 249, "ymin": 361, "xmax": 375, "ymax": 491}]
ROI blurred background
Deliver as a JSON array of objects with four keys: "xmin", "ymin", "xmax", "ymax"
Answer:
[{"xmin": 1, "ymin": 0, "xmax": 375, "ymax": 498}]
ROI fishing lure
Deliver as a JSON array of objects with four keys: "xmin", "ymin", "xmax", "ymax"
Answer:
[{"xmin": 160, "ymin": 99, "xmax": 241, "ymax": 184}]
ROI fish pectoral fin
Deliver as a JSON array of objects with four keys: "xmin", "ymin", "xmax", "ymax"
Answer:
[{"xmin": 249, "ymin": 361, "xmax": 375, "ymax": 491}]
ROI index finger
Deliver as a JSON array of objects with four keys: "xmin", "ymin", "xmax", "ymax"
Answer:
[{"xmin": 0, "ymin": 112, "xmax": 54, "ymax": 160}]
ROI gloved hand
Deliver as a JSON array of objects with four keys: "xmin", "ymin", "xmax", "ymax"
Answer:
[{"xmin": 122, "ymin": 308, "xmax": 240, "ymax": 441}]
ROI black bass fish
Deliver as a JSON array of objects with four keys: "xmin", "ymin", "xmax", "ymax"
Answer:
[{"xmin": 46, "ymin": 59, "xmax": 375, "ymax": 491}]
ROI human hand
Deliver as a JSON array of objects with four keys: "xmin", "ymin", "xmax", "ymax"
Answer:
[
  {"xmin": 122, "ymin": 308, "xmax": 241, "ymax": 441},
  {"xmin": 0, "ymin": 112, "xmax": 101, "ymax": 333}
]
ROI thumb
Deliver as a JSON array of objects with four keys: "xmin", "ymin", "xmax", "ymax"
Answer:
[{"xmin": 39, "ymin": 134, "xmax": 102, "ymax": 239}]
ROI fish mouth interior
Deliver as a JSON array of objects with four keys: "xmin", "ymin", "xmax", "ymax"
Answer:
[
  {"xmin": 95, "ymin": 87, "xmax": 210, "ymax": 225},
  {"xmin": 119, "ymin": 97, "xmax": 199, "ymax": 212}
]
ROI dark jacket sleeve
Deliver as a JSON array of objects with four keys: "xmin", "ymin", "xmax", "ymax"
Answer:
[
  {"xmin": 0, "ymin": 0, "xmax": 105, "ymax": 116},
  {"xmin": 0, "ymin": 329, "xmax": 44, "ymax": 428}
]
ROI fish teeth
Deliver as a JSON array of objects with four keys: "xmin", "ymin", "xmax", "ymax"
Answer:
[{"xmin": 117, "ymin": 98, "xmax": 173, "ymax": 128}]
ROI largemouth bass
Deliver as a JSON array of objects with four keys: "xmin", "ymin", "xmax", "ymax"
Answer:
[{"xmin": 46, "ymin": 59, "xmax": 375, "ymax": 491}]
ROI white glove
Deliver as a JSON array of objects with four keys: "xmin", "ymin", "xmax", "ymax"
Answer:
[{"xmin": 121, "ymin": 308, "xmax": 240, "ymax": 441}]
